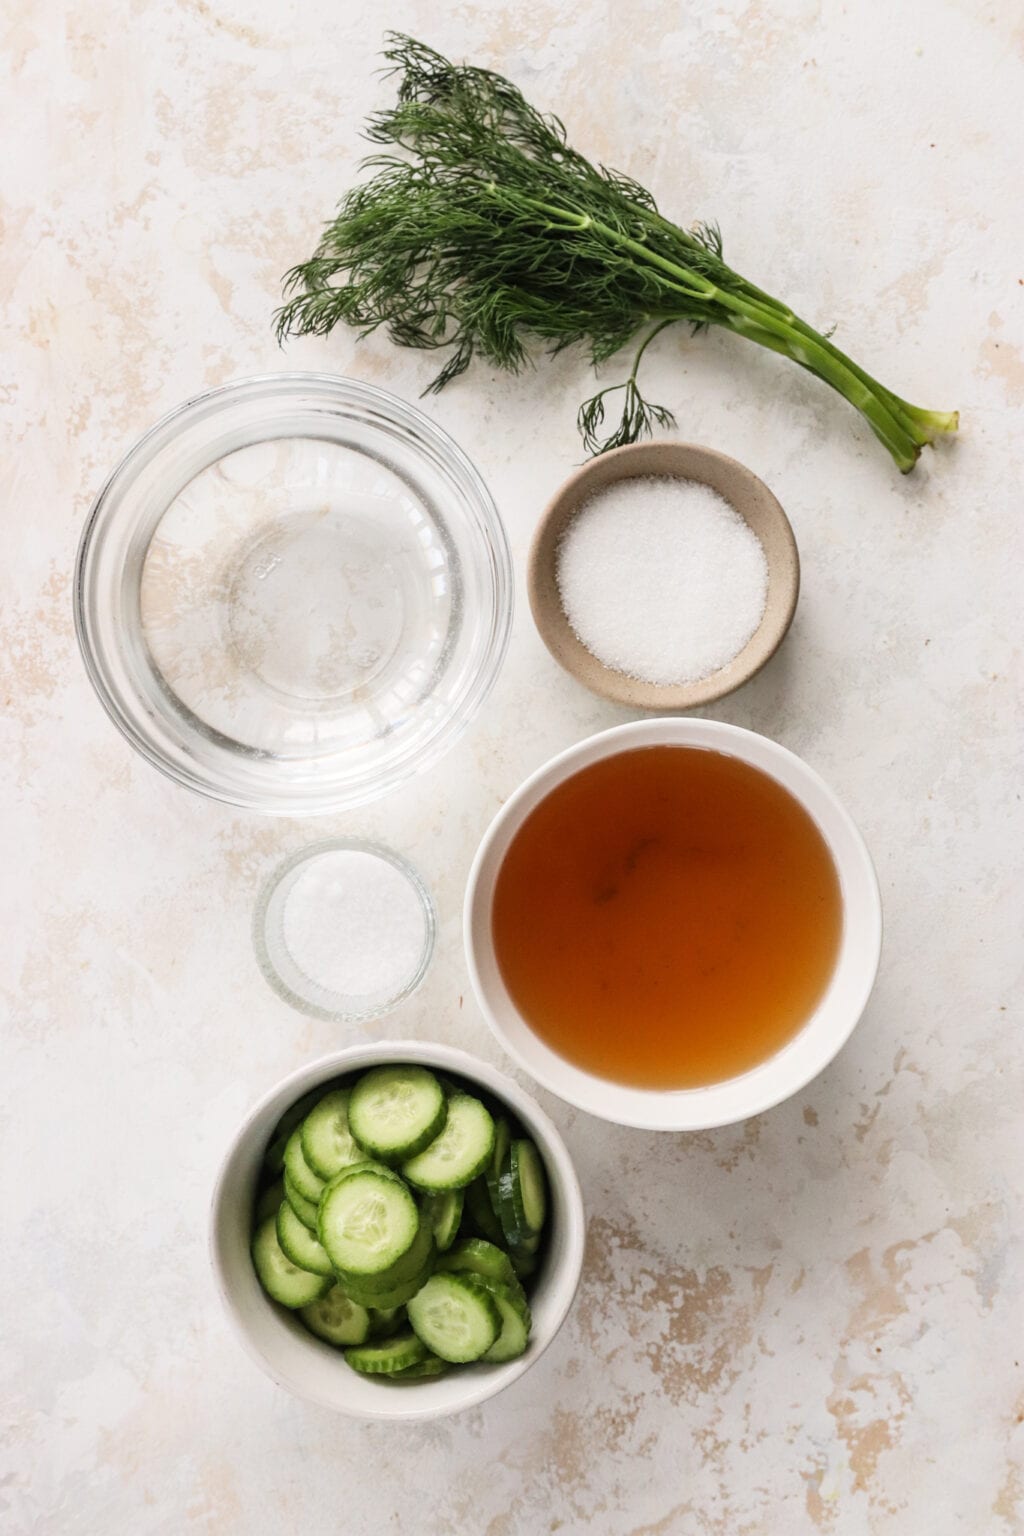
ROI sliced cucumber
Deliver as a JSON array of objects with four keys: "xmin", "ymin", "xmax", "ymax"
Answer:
[
  {"xmin": 438, "ymin": 1239, "xmax": 529, "ymax": 1318},
  {"xmin": 251, "ymin": 1216, "xmax": 331, "ymax": 1309},
  {"xmin": 276, "ymin": 1200, "xmax": 334, "ymax": 1277},
  {"xmin": 336, "ymin": 1260, "xmax": 433, "ymax": 1312},
  {"xmin": 511, "ymin": 1140, "xmax": 547, "ymax": 1232},
  {"xmin": 254, "ymin": 1177, "xmax": 285, "ymax": 1224},
  {"xmin": 284, "ymin": 1128, "xmax": 326, "ymax": 1204},
  {"xmin": 421, "ymin": 1188, "xmax": 463, "ymax": 1252},
  {"xmin": 323, "ymin": 1158, "xmax": 406, "ymax": 1188},
  {"xmin": 401, "ymin": 1095, "xmax": 495, "ymax": 1192},
  {"xmin": 344, "ymin": 1330, "xmax": 429, "ymax": 1376},
  {"xmin": 367, "ymin": 1305, "xmax": 406, "ymax": 1338},
  {"xmin": 283, "ymin": 1175, "xmax": 320, "ymax": 1231},
  {"xmin": 318, "ymin": 1169, "xmax": 420, "ymax": 1277},
  {"xmin": 495, "ymin": 1139, "xmax": 547, "ymax": 1248},
  {"xmin": 301, "ymin": 1090, "xmax": 363, "ymax": 1179},
  {"xmin": 333, "ymin": 1218, "xmax": 434, "ymax": 1296},
  {"xmin": 478, "ymin": 1279, "xmax": 531, "ymax": 1364},
  {"xmin": 436, "ymin": 1238, "xmax": 517, "ymax": 1288},
  {"xmin": 389, "ymin": 1355, "xmax": 449, "ymax": 1380},
  {"xmin": 251, "ymin": 1064, "xmax": 553, "ymax": 1386},
  {"xmin": 407, "ymin": 1272, "xmax": 500, "ymax": 1363},
  {"xmin": 503, "ymin": 1232, "xmax": 541, "ymax": 1280},
  {"xmin": 510, "ymin": 1249, "xmax": 539, "ymax": 1280},
  {"xmin": 486, "ymin": 1117, "xmax": 511, "ymax": 1212},
  {"xmin": 264, "ymin": 1087, "xmax": 326, "ymax": 1173},
  {"xmin": 349, "ymin": 1066, "xmax": 447, "ymax": 1164},
  {"xmin": 300, "ymin": 1284, "xmax": 371, "ymax": 1346},
  {"xmin": 464, "ymin": 1176, "xmax": 504, "ymax": 1245}
]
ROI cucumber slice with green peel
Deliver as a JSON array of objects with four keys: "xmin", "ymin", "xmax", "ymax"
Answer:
[
  {"xmin": 367, "ymin": 1305, "xmax": 406, "ymax": 1338},
  {"xmin": 498, "ymin": 1222, "xmax": 542, "ymax": 1263},
  {"xmin": 510, "ymin": 1249, "xmax": 539, "ymax": 1280},
  {"xmin": 495, "ymin": 1190, "xmax": 526, "ymax": 1250},
  {"xmin": 264, "ymin": 1087, "xmax": 326, "ymax": 1173},
  {"xmin": 407, "ymin": 1272, "xmax": 500, "ymax": 1363},
  {"xmin": 510, "ymin": 1140, "xmax": 547, "ymax": 1232},
  {"xmin": 496, "ymin": 1140, "xmax": 547, "ymax": 1248},
  {"xmin": 478, "ymin": 1279, "xmax": 531, "ymax": 1363},
  {"xmin": 420, "ymin": 1188, "xmax": 463, "ymax": 1252},
  {"xmin": 401, "ymin": 1095, "xmax": 495, "ymax": 1191},
  {"xmin": 333, "ymin": 1218, "xmax": 434, "ymax": 1295},
  {"xmin": 505, "ymin": 1229, "xmax": 541, "ymax": 1264},
  {"xmin": 464, "ymin": 1176, "xmax": 504, "ymax": 1244},
  {"xmin": 251, "ymin": 1217, "xmax": 332, "ymax": 1309},
  {"xmin": 300, "ymin": 1090, "xmax": 363, "ymax": 1179},
  {"xmin": 277, "ymin": 1200, "xmax": 334, "ymax": 1277},
  {"xmin": 344, "ymin": 1330, "xmax": 429, "ymax": 1376},
  {"xmin": 436, "ymin": 1238, "xmax": 517, "ymax": 1288},
  {"xmin": 284, "ymin": 1128, "xmax": 326, "ymax": 1204},
  {"xmin": 283, "ymin": 1175, "xmax": 320, "ymax": 1231},
  {"xmin": 254, "ymin": 1177, "xmax": 285, "ymax": 1224},
  {"xmin": 321, "ymin": 1159, "xmax": 405, "ymax": 1189},
  {"xmin": 336, "ymin": 1259, "xmax": 433, "ymax": 1311},
  {"xmin": 388, "ymin": 1355, "xmax": 449, "ymax": 1379},
  {"xmin": 299, "ymin": 1284, "xmax": 371, "ymax": 1346},
  {"xmin": 485, "ymin": 1117, "xmax": 511, "ymax": 1211},
  {"xmin": 349, "ymin": 1066, "xmax": 447, "ymax": 1164},
  {"xmin": 437, "ymin": 1239, "xmax": 529, "ymax": 1316},
  {"xmin": 317, "ymin": 1169, "xmax": 420, "ymax": 1277}
]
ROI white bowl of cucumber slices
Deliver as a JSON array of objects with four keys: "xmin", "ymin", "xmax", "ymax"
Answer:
[{"xmin": 210, "ymin": 1041, "xmax": 585, "ymax": 1420}]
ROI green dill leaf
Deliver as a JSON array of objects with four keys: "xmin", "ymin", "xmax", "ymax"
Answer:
[{"xmin": 275, "ymin": 32, "xmax": 958, "ymax": 468}]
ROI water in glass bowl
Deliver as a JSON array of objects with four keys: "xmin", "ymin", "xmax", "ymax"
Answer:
[{"xmin": 139, "ymin": 437, "xmax": 457, "ymax": 758}]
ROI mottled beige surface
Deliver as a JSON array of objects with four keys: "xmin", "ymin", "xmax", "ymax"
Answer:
[{"xmin": 2, "ymin": 2, "xmax": 1021, "ymax": 1532}]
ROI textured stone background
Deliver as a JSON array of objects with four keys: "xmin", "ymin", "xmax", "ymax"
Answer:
[{"xmin": 2, "ymin": 1, "xmax": 1021, "ymax": 1532}]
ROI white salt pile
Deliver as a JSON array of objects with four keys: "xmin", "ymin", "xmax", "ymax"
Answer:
[
  {"xmin": 281, "ymin": 847, "xmax": 429, "ymax": 1003},
  {"xmin": 556, "ymin": 476, "xmax": 769, "ymax": 686}
]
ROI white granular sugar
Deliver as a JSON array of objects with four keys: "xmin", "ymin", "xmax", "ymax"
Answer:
[
  {"xmin": 281, "ymin": 848, "xmax": 427, "ymax": 1001},
  {"xmin": 556, "ymin": 475, "xmax": 769, "ymax": 686}
]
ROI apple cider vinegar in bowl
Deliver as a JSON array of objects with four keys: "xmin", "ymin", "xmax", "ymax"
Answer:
[
  {"xmin": 465, "ymin": 719, "xmax": 881, "ymax": 1131},
  {"xmin": 490, "ymin": 746, "xmax": 842, "ymax": 1090}
]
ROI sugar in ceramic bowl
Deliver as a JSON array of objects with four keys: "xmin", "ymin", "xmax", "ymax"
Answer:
[
  {"xmin": 464, "ymin": 718, "xmax": 882, "ymax": 1131},
  {"xmin": 527, "ymin": 441, "xmax": 799, "ymax": 710},
  {"xmin": 210, "ymin": 1041, "xmax": 585, "ymax": 1421}
]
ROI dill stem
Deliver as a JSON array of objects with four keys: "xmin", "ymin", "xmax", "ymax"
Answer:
[
  {"xmin": 557, "ymin": 216, "xmax": 916, "ymax": 468},
  {"xmin": 629, "ymin": 318, "xmax": 677, "ymax": 382}
]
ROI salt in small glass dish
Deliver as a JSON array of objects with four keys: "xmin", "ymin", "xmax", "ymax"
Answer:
[
  {"xmin": 253, "ymin": 839, "xmax": 436, "ymax": 1022},
  {"xmin": 527, "ymin": 441, "xmax": 799, "ymax": 710}
]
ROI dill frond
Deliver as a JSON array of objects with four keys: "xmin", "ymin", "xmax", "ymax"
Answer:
[{"xmin": 277, "ymin": 33, "xmax": 958, "ymax": 468}]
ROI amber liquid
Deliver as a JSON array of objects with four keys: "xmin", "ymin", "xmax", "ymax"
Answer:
[{"xmin": 492, "ymin": 746, "xmax": 843, "ymax": 1088}]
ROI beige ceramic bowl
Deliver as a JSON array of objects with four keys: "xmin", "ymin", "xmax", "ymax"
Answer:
[
  {"xmin": 527, "ymin": 442, "xmax": 799, "ymax": 709},
  {"xmin": 209, "ymin": 1041, "xmax": 585, "ymax": 1421}
]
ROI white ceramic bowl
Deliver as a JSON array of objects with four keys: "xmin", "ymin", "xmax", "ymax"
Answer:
[
  {"xmin": 209, "ymin": 1041, "xmax": 585, "ymax": 1421},
  {"xmin": 464, "ymin": 719, "xmax": 882, "ymax": 1131}
]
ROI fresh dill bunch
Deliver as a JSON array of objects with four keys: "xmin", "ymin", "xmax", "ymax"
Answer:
[{"xmin": 277, "ymin": 34, "xmax": 958, "ymax": 469}]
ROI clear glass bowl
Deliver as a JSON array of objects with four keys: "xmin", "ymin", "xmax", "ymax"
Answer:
[{"xmin": 74, "ymin": 374, "xmax": 513, "ymax": 814}]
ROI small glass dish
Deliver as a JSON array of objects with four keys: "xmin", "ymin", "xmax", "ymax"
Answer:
[
  {"xmin": 253, "ymin": 840, "xmax": 436, "ymax": 1022},
  {"xmin": 74, "ymin": 374, "xmax": 513, "ymax": 814}
]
